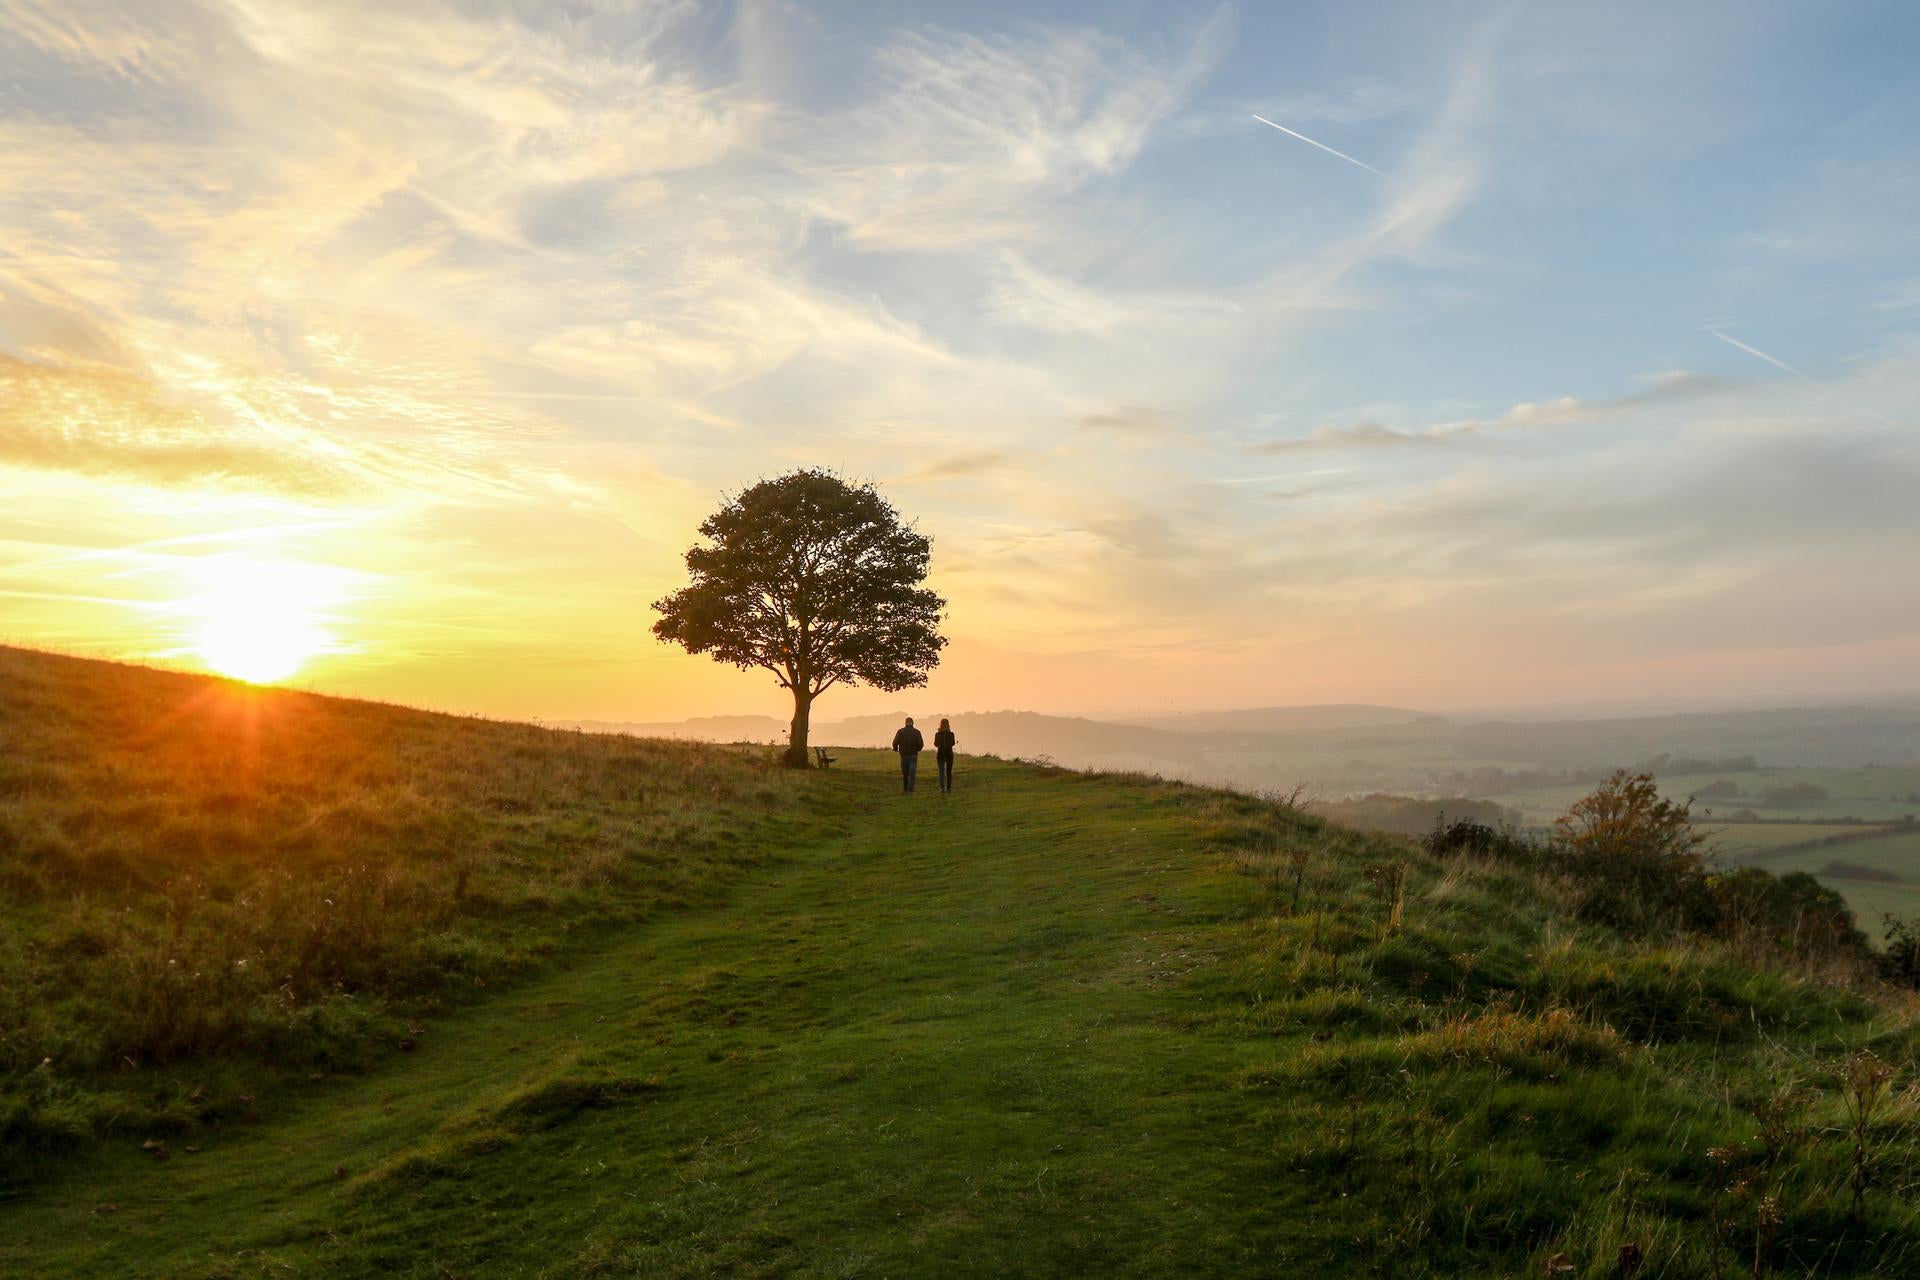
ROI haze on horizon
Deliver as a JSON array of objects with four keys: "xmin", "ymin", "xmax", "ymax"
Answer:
[{"xmin": 2, "ymin": 1, "xmax": 1917, "ymax": 724}]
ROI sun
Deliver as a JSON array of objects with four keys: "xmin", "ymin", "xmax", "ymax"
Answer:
[{"xmin": 183, "ymin": 558, "xmax": 338, "ymax": 684}]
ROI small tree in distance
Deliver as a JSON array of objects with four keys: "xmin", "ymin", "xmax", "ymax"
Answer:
[{"xmin": 652, "ymin": 469, "xmax": 947, "ymax": 767}]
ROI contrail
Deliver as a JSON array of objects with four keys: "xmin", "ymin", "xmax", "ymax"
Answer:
[
  {"xmin": 1251, "ymin": 114, "xmax": 1394, "ymax": 181},
  {"xmin": 1712, "ymin": 330, "xmax": 1894, "ymax": 425},
  {"xmin": 1711, "ymin": 331, "xmax": 1814, "ymax": 383}
]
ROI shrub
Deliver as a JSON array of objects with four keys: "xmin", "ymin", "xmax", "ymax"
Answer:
[
  {"xmin": 1882, "ymin": 915, "xmax": 1920, "ymax": 988},
  {"xmin": 1415, "ymin": 773, "xmax": 1873, "ymax": 971},
  {"xmin": 1555, "ymin": 770, "xmax": 1712, "ymax": 935},
  {"xmin": 1708, "ymin": 868, "xmax": 1867, "ymax": 958}
]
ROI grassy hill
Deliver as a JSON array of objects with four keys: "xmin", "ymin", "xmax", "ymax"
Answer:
[{"xmin": 4, "ymin": 647, "xmax": 1920, "ymax": 1277}]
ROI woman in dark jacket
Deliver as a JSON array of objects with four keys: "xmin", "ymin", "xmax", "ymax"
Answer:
[{"xmin": 934, "ymin": 718, "xmax": 957, "ymax": 794}]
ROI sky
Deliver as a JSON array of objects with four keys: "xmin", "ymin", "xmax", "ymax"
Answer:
[{"xmin": 2, "ymin": 0, "xmax": 1917, "ymax": 722}]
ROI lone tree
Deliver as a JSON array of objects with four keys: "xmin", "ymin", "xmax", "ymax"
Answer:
[{"xmin": 652, "ymin": 469, "xmax": 946, "ymax": 767}]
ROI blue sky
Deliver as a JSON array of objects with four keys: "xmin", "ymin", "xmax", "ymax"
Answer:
[{"xmin": 0, "ymin": 0, "xmax": 1916, "ymax": 718}]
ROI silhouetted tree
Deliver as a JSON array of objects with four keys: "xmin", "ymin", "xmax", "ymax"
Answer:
[{"xmin": 652, "ymin": 470, "xmax": 946, "ymax": 767}]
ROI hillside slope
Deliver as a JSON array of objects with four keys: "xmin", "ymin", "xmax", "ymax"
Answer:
[
  {"xmin": 3, "ymin": 650, "xmax": 1919, "ymax": 1277},
  {"xmin": 0, "ymin": 645, "xmax": 820, "ymax": 1182}
]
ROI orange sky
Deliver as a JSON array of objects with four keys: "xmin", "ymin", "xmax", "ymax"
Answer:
[{"xmin": 4, "ymin": 2, "xmax": 1918, "ymax": 723}]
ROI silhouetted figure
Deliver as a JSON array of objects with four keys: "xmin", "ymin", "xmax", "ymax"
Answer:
[
  {"xmin": 891, "ymin": 716, "xmax": 924, "ymax": 793},
  {"xmin": 934, "ymin": 718, "xmax": 956, "ymax": 794}
]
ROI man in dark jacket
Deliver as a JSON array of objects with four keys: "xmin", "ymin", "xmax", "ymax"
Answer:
[{"xmin": 891, "ymin": 717, "xmax": 924, "ymax": 794}]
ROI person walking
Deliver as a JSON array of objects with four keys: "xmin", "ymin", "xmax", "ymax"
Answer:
[
  {"xmin": 891, "ymin": 716, "xmax": 924, "ymax": 794},
  {"xmin": 933, "ymin": 718, "xmax": 957, "ymax": 794}
]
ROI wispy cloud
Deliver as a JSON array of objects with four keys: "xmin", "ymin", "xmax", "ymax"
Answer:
[
  {"xmin": 1250, "ymin": 369, "xmax": 1736, "ymax": 453},
  {"xmin": 896, "ymin": 451, "xmax": 1014, "ymax": 483},
  {"xmin": 0, "ymin": 355, "xmax": 352, "ymax": 494},
  {"xmin": 1249, "ymin": 421, "xmax": 1435, "ymax": 454},
  {"xmin": 803, "ymin": 8, "xmax": 1232, "ymax": 250}
]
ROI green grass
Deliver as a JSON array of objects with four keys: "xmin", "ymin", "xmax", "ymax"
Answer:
[
  {"xmin": 5, "ymin": 649, "xmax": 1920, "ymax": 1276},
  {"xmin": 1703, "ymin": 823, "xmax": 1891, "ymax": 855},
  {"xmin": 0, "ymin": 646, "xmax": 819, "ymax": 1179},
  {"xmin": 1494, "ymin": 769, "xmax": 1920, "ymax": 827},
  {"xmin": 1732, "ymin": 829, "xmax": 1920, "ymax": 941}
]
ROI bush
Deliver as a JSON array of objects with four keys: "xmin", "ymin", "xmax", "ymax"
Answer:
[
  {"xmin": 1416, "ymin": 772, "xmax": 1874, "ymax": 970},
  {"xmin": 1709, "ymin": 868, "xmax": 1867, "ymax": 957},
  {"xmin": 1319, "ymin": 795, "xmax": 1520, "ymax": 839},
  {"xmin": 1555, "ymin": 770, "xmax": 1712, "ymax": 934},
  {"xmin": 1882, "ymin": 916, "xmax": 1920, "ymax": 988}
]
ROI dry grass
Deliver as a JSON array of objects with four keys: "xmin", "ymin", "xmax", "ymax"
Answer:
[{"xmin": 0, "ymin": 646, "xmax": 811, "ymax": 1172}]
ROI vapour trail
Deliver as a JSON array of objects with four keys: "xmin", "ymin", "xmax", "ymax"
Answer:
[
  {"xmin": 1712, "ymin": 331, "xmax": 1815, "ymax": 383},
  {"xmin": 1251, "ymin": 114, "xmax": 1394, "ymax": 181},
  {"xmin": 1712, "ymin": 331, "xmax": 1894, "ymax": 425}
]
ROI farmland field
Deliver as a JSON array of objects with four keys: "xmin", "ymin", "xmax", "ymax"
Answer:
[
  {"xmin": 1491, "ymin": 767, "xmax": 1920, "ymax": 827},
  {"xmin": 1729, "ymin": 829, "xmax": 1920, "ymax": 940},
  {"xmin": 1700, "ymin": 822, "xmax": 1890, "ymax": 855}
]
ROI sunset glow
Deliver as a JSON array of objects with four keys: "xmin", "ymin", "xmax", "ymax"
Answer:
[{"xmin": 0, "ymin": 3, "xmax": 1916, "ymax": 720}]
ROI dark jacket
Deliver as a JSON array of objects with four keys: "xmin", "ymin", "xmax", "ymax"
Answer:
[
  {"xmin": 934, "ymin": 729, "xmax": 956, "ymax": 757},
  {"xmin": 891, "ymin": 726, "xmax": 924, "ymax": 755}
]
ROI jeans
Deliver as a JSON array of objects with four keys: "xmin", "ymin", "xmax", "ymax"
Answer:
[
  {"xmin": 937, "ymin": 754, "xmax": 954, "ymax": 793},
  {"xmin": 899, "ymin": 752, "xmax": 919, "ymax": 792}
]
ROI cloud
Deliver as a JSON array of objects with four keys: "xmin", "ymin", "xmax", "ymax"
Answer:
[
  {"xmin": 1251, "ymin": 369, "xmax": 1739, "ymax": 453},
  {"xmin": 800, "ymin": 7, "xmax": 1232, "ymax": 249},
  {"xmin": 1077, "ymin": 404, "xmax": 1188, "ymax": 438},
  {"xmin": 1875, "ymin": 280, "xmax": 1920, "ymax": 313},
  {"xmin": 1458, "ymin": 369, "xmax": 1735, "ymax": 431},
  {"xmin": 0, "ymin": 355, "xmax": 352, "ymax": 494},
  {"xmin": 896, "ymin": 451, "xmax": 1014, "ymax": 483},
  {"xmin": 1248, "ymin": 421, "xmax": 1436, "ymax": 454}
]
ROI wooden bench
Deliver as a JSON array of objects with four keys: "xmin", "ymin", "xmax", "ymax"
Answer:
[{"xmin": 814, "ymin": 746, "xmax": 835, "ymax": 769}]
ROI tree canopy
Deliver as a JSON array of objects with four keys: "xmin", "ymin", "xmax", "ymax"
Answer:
[{"xmin": 652, "ymin": 469, "xmax": 946, "ymax": 765}]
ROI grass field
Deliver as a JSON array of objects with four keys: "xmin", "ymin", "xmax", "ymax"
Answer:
[
  {"xmin": 1733, "ymin": 830, "xmax": 1920, "ymax": 940},
  {"xmin": 5, "ymin": 648, "xmax": 1920, "ymax": 1276},
  {"xmin": 0, "ymin": 646, "xmax": 820, "ymax": 1180},
  {"xmin": 1702, "ymin": 823, "xmax": 1891, "ymax": 856},
  {"xmin": 1493, "ymin": 769, "xmax": 1920, "ymax": 828}
]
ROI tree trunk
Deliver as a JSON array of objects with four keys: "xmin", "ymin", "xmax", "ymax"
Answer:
[{"xmin": 786, "ymin": 687, "xmax": 813, "ymax": 768}]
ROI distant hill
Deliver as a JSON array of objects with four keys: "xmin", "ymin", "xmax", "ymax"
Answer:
[
  {"xmin": 558, "ymin": 714, "xmax": 787, "ymax": 741},
  {"xmin": 823, "ymin": 710, "xmax": 1209, "ymax": 768},
  {"xmin": 558, "ymin": 708, "xmax": 1212, "ymax": 771},
  {"xmin": 1118, "ymin": 704, "xmax": 1435, "ymax": 734},
  {"xmin": 556, "ymin": 700, "xmax": 1920, "ymax": 792}
]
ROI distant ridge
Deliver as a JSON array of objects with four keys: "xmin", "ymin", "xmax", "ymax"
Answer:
[
  {"xmin": 552, "ymin": 700, "xmax": 1920, "ymax": 779},
  {"xmin": 556, "ymin": 714, "xmax": 786, "ymax": 740},
  {"xmin": 555, "ymin": 709, "xmax": 1210, "ymax": 770},
  {"xmin": 1117, "ymin": 704, "xmax": 1433, "ymax": 733}
]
